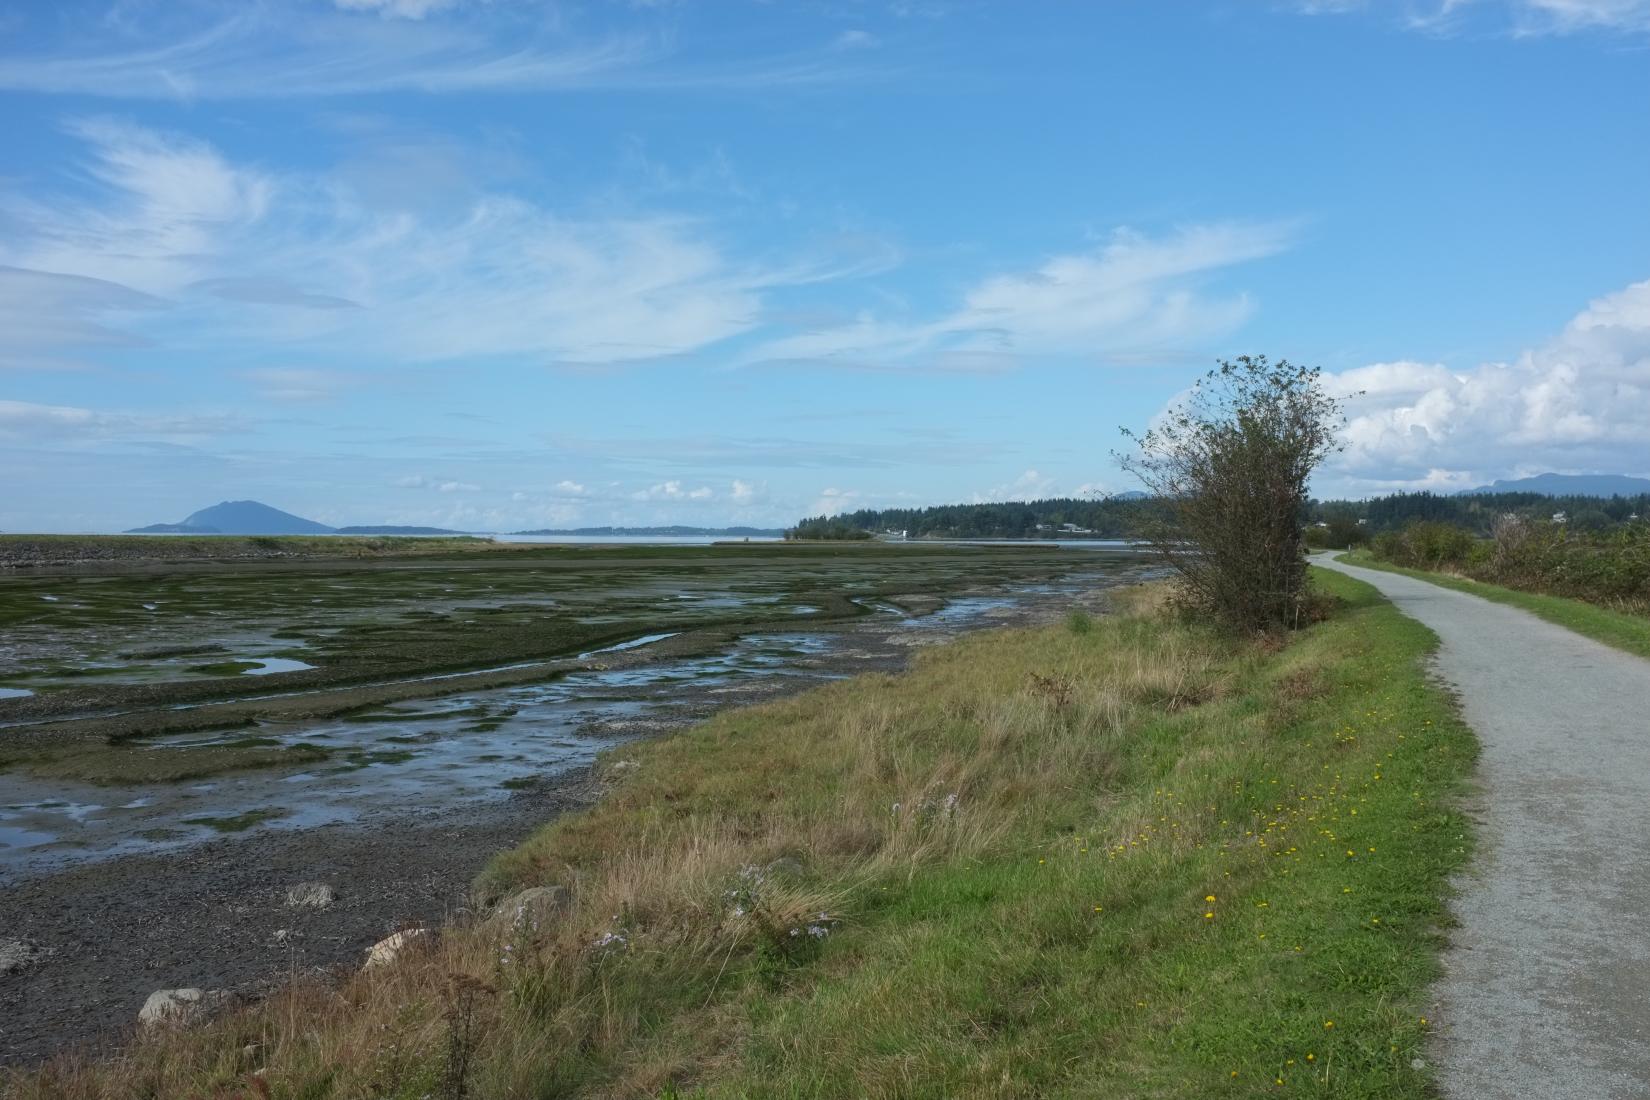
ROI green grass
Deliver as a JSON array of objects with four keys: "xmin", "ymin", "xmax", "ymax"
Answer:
[
  {"xmin": 8, "ymin": 571, "xmax": 1477, "ymax": 1099},
  {"xmin": 1340, "ymin": 551, "xmax": 1650, "ymax": 661}
]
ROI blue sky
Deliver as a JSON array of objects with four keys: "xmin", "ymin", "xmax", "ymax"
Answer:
[{"xmin": 2, "ymin": 0, "xmax": 1648, "ymax": 532}]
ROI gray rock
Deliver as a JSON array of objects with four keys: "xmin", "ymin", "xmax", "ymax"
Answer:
[
  {"xmin": 1, "ymin": 938, "xmax": 50, "ymax": 976},
  {"xmin": 493, "ymin": 885, "xmax": 572, "ymax": 929},
  {"xmin": 138, "ymin": 987, "xmax": 228, "ymax": 1027},
  {"xmin": 284, "ymin": 881, "xmax": 338, "ymax": 909},
  {"xmin": 764, "ymin": 856, "xmax": 806, "ymax": 878}
]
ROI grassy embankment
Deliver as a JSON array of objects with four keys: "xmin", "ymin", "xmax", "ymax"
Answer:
[
  {"xmin": 9, "ymin": 569, "xmax": 1476, "ymax": 1099},
  {"xmin": 1339, "ymin": 550, "xmax": 1650, "ymax": 662}
]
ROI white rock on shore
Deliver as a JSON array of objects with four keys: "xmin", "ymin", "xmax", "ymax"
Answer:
[
  {"xmin": 364, "ymin": 928, "xmax": 427, "ymax": 969},
  {"xmin": 138, "ymin": 988, "xmax": 228, "ymax": 1027}
]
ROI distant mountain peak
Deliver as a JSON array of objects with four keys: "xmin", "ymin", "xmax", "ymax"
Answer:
[
  {"xmin": 1458, "ymin": 473, "xmax": 1650, "ymax": 498},
  {"xmin": 127, "ymin": 500, "xmax": 335, "ymax": 535}
]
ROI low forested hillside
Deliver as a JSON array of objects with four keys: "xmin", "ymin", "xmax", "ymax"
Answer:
[{"xmin": 790, "ymin": 497, "xmax": 1159, "ymax": 540}]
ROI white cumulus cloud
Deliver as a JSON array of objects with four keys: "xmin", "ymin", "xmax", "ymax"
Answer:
[
  {"xmin": 1324, "ymin": 277, "xmax": 1650, "ymax": 492},
  {"xmin": 632, "ymin": 480, "xmax": 714, "ymax": 501},
  {"xmin": 810, "ymin": 487, "xmax": 859, "ymax": 515},
  {"xmin": 972, "ymin": 468, "xmax": 1056, "ymax": 503}
]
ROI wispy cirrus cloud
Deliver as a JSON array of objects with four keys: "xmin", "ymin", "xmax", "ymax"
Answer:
[
  {"xmin": 1293, "ymin": 0, "xmax": 1650, "ymax": 35},
  {"xmin": 0, "ymin": 399, "xmax": 246, "ymax": 441},
  {"xmin": 1515, "ymin": 0, "xmax": 1650, "ymax": 32},
  {"xmin": 4, "ymin": 118, "xmax": 273, "ymax": 296},
  {"xmin": 241, "ymin": 367, "xmax": 359, "ymax": 403},
  {"xmin": 740, "ymin": 221, "xmax": 1299, "ymax": 371},
  {"xmin": 0, "ymin": 266, "xmax": 162, "ymax": 369},
  {"xmin": 334, "ymin": 0, "xmax": 467, "ymax": 18},
  {"xmin": 0, "ymin": 119, "xmax": 854, "ymax": 371},
  {"xmin": 542, "ymin": 430, "xmax": 993, "ymax": 470},
  {"xmin": 0, "ymin": 5, "xmax": 880, "ymax": 100}
]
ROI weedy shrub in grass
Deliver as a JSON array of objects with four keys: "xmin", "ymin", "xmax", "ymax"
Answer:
[
  {"xmin": 1117, "ymin": 355, "xmax": 1345, "ymax": 633},
  {"xmin": 1065, "ymin": 608, "xmax": 1094, "ymax": 634}
]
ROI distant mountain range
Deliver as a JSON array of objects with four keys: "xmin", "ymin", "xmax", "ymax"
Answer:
[
  {"xmin": 1457, "ymin": 473, "xmax": 1650, "ymax": 497},
  {"xmin": 512, "ymin": 525, "xmax": 784, "ymax": 537}
]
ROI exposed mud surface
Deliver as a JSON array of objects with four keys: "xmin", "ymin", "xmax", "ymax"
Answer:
[
  {"xmin": 0, "ymin": 550, "xmax": 1151, "ymax": 1066},
  {"xmin": 0, "ymin": 771, "xmax": 603, "ymax": 1068}
]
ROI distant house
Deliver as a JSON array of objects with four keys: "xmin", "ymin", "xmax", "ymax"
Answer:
[{"xmin": 1552, "ymin": 511, "xmax": 1568, "ymax": 524}]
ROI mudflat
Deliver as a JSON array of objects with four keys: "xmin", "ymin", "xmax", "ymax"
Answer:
[{"xmin": 1, "ymin": 539, "xmax": 1151, "ymax": 1065}]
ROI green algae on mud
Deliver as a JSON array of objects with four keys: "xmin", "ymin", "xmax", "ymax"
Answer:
[
  {"xmin": 179, "ymin": 808, "xmax": 289, "ymax": 833},
  {"xmin": 17, "ymin": 740, "xmax": 331, "ymax": 785},
  {"xmin": 0, "ymin": 542, "xmax": 1142, "ymax": 785}
]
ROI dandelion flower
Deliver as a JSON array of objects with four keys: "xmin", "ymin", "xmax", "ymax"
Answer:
[
  {"xmin": 1205, "ymin": 894, "xmax": 1216, "ymax": 902},
  {"xmin": 1324, "ymin": 1020, "xmax": 1335, "ymax": 1029}
]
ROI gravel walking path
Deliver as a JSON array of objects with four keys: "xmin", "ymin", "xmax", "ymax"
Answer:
[{"xmin": 1319, "ymin": 554, "xmax": 1650, "ymax": 1099}]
